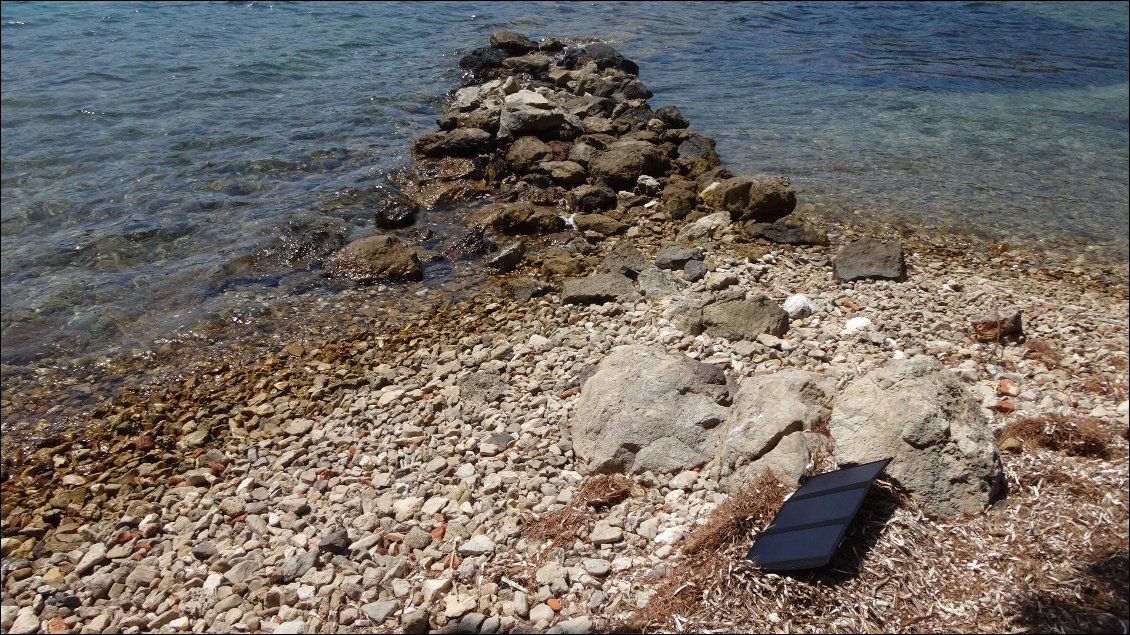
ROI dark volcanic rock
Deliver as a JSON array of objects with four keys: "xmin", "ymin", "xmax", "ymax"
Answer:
[
  {"xmin": 506, "ymin": 136, "xmax": 554, "ymax": 173},
  {"xmin": 411, "ymin": 128, "xmax": 494, "ymax": 158},
  {"xmin": 490, "ymin": 31, "xmax": 539, "ymax": 54},
  {"xmin": 443, "ymin": 226, "xmax": 490, "ymax": 260},
  {"xmin": 655, "ymin": 246, "xmax": 704, "ymax": 270},
  {"xmin": 655, "ymin": 105, "xmax": 690, "ymax": 129},
  {"xmin": 597, "ymin": 242, "xmax": 650, "ymax": 280},
  {"xmin": 588, "ymin": 141, "xmax": 669, "ymax": 190},
  {"xmin": 459, "ymin": 47, "xmax": 507, "ymax": 81},
  {"xmin": 374, "ymin": 196, "xmax": 419, "ymax": 230},
  {"xmin": 469, "ymin": 202, "xmax": 565, "ymax": 236},
  {"xmin": 743, "ymin": 218, "xmax": 828, "ymax": 246},
  {"xmin": 503, "ymin": 277, "xmax": 556, "ymax": 301},
  {"xmin": 833, "ymin": 238, "xmax": 907, "ymax": 282},
  {"xmin": 660, "ymin": 186, "xmax": 698, "ymax": 220},
  {"xmin": 562, "ymin": 42, "xmax": 640, "ymax": 76},
  {"xmin": 574, "ymin": 213, "xmax": 628, "ymax": 236},
  {"xmin": 568, "ymin": 184, "xmax": 618, "ymax": 213}
]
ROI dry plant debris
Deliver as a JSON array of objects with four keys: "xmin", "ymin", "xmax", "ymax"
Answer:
[
  {"xmin": 614, "ymin": 443, "xmax": 1129, "ymax": 635},
  {"xmin": 999, "ymin": 413, "xmax": 1112, "ymax": 458},
  {"xmin": 523, "ymin": 474, "xmax": 633, "ymax": 547}
]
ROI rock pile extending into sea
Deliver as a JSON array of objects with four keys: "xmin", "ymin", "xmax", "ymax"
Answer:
[{"xmin": 1, "ymin": 33, "xmax": 1127, "ymax": 635}]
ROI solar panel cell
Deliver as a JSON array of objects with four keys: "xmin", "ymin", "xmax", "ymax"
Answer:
[{"xmin": 744, "ymin": 458, "xmax": 891, "ymax": 571}]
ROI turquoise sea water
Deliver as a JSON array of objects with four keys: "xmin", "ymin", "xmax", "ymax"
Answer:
[{"xmin": 2, "ymin": 1, "xmax": 1127, "ymax": 364}]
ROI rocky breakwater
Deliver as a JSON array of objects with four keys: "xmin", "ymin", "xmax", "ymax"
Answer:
[
  {"xmin": 2, "ymin": 31, "xmax": 1128, "ymax": 635},
  {"xmin": 317, "ymin": 28, "xmax": 821, "ymax": 294}
]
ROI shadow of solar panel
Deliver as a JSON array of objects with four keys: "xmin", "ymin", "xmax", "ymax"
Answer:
[{"xmin": 745, "ymin": 458, "xmax": 891, "ymax": 571}]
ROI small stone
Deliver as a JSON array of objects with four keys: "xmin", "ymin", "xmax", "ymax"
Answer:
[
  {"xmin": 74, "ymin": 542, "xmax": 108, "ymax": 575},
  {"xmin": 841, "ymin": 317, "xmax": 872, "ymax": 336},
  {"xmin": 997, "ymin": 379, "xmax": 1021, "ymax": 397},
  {"xmin": 683, "ymin": 259, "xmax": 708, "ymax": 282},
  {"xmin": 9, "ymin": 607, "xmax": 39, "ymax": 635},
  {"xmin": 192, "ymin": 541, "xmax": 218, "ymax": 561},
  {"xmin": 999, "ymin": 437, "xmax": 1023, "ymax": 453},
  {"xmin": 581, "ymin": 558, "xmax": 611, "ymax": 577},
  {"xmin": 444, "ymin": 592, "xmax": 478, "ymax": 618},
  {"xmin": 971, "ymin": 309, "xmax": 1023, "ymax": 342},
  {"xmin": 558, "ymin": 616, "xmax": 594, "ymax": 634},
  {"xmin": 402, "ymin": 609, "xmax": 430, "ymax": 634},
  {"xmin": 590, "ymin": 523, "xmax": 623, "ymax": 545},
  {"xmin": 319, "ymin": 528, "xmax": 350, "ymax": 555},
  {"xmin": 529, "ymin": 603, "xmax": 555, "ymax": 624},
  {"xmin": 459, "ymin": 534, "xmax": 496, "ymax": 556},
  {"xmin": 668, "ymin": 471, "xmax": 698, "ymax": 491},
  {"xmin": 459, "ymin": 612, "xmax": 487, "ymax": 633},
  {"xmin": 273, "ymin": 619, "xmax": 308, "ymax": 634},
  {"xmin": 126, "ymin": 564, "xmax": 159, "ymax": 588},
  {"xmin": 285, "ymin": 419, "xmax": 314, "ymax": 436},
  {"xmin": 361, "ymin": 600, "xmax": 399, "ymax": 623},
  {"xmin": 423, "ymin": 578, "xmax": 453, "ymax": 605},
  {"xmin": 783, "ymin": 294, "xmax": 819, "ymax": 319}
]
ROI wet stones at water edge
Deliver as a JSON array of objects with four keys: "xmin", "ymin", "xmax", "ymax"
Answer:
[
  {"xmin": 833, "ymin": 237, "xmax": 907, "ymax": 282},
  {"xmin": 377, "ymin": 30, "xmax": 812, "ymax": 286}
]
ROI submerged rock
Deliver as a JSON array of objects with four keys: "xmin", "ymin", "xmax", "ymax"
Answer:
[{"xmin": 324, "ymin": 235, "xmax": 423, "ymax": 284}]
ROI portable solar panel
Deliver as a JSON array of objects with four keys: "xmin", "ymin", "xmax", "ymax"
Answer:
[{"xmin": 745, "ymin": 458, "xmax": 892, "ymax": 571}]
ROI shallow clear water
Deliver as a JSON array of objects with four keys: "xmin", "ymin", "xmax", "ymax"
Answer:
[{"xmin": 2, "ymin": 1, "xmax": 1127, "ymax": 364}]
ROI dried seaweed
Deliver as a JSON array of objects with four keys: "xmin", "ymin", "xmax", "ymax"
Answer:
[{"xmin": 1000, "ymin": 413, "xmax": 1112, "ymax": 458}]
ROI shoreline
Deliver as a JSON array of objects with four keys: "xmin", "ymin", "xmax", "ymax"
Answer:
[{"xmin": 2, "ymin": 33, "xmax": 1128, "ymax": 634}]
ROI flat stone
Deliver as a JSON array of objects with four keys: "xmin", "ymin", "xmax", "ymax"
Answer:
[
  {"xmin": 125, "ymin": 564, "xmax": 159, "ymax": 588},
  {"xmin": 74, "ymin": 542, "xmax": 108, "ymax": 575},
  {"xmin": 273, "ymin": 620, "xmax": 308, "ymax": 634},
  {"xmin": 393, "ymin": 497, "xmax": 425, "ymax": 522},
  {"xmin": 9, "ymin": 607, "xmax": 39, "ymax": 635},
  {"xmin": 459, "ymin": 534, "xmax": 496, "ymax": 556},
  {"xmin": 581, "ymin": 558, "xmax": 611, "ymax": 577},
  {"xmin": 423, "ymin": 578, "xmax": 453, "ymax": 605},
  {"xmin": 558, "ymin": 616, "xmax": 594, "ymax": 634},
  {"xmin": 561, "ymin": 273, "xmax": 640, "ymax": 305},
  {"xmin": 529, "ymin": 603, "xmax": 556, "ymax": 624},
  {"xmin": 284, "ymin": 419, "xmax": 314, "ymax": 436},
  {"xmin": 361, "ymin": 600, "xmax": 399, "ymax": 623},
  {"xmin": 590, "ymin": 523, "xmax": 623, "ymax": 545}
]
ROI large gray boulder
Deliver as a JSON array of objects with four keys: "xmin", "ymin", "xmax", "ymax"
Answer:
[
  {"xmin": 833, "ymin": 238, "xmax": 906, "ymax": 282},
  {"xmin": 324, "ymin": 235, "xmax": 423, "ymax": 284},
  {"xmin": 716, "ymin": 371, "xmax": 835, "ymax": 489},
  {"xmin": 699, "ymin": 176, "xmax": 796, "ymax": 223},
  {"xmin": 828, "ymin": 355, "xmax": 1006, "ymax": 518},
  {"xmin": 571, "ymin": 345, "xmax": 732, "ymax": 474},
  {"xmin": 701, "ymin": 297, "xmax": 789, "ymax": 341}
]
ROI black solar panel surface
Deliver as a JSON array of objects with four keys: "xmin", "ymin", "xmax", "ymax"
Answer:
[
  {"xmin": 745, "ymin": 458, "xmax": 891, "ymax": 571},
  {"xmin": 769, "ymin": 487, "xmax": 868, "ymax": 531}
]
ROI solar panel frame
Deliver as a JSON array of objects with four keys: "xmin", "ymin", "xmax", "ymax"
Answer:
[{"xmin": 745, "ymin": 458, "xmax": 892, "ymax": 571}]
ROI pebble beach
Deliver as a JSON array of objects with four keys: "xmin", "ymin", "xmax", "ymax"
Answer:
[{"xmin": 2, "ymin": 30, "xmax": 1128, "ymax": 635}]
